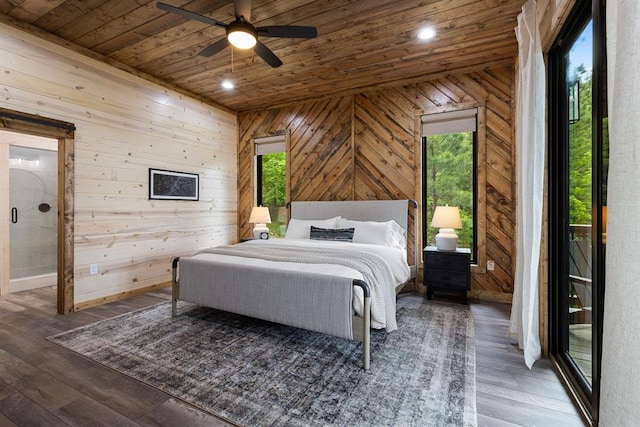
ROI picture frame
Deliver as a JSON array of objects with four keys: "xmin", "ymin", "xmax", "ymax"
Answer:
[{"xmin": 149, "ymin": 168, "xmax": 199, "ymax": 201}]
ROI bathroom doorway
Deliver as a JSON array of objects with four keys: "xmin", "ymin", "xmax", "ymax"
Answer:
[
  {"xmin": 0, "ymin": 108, "xmax": 75, "ymax": 314},
  {"xmin": 5, "ymin": 133, "xmax": 58, "ymax": 293}
]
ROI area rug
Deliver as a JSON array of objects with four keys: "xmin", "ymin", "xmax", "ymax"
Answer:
[{"xmin": 48, "ymin": 297, "xmax": 476, "ymax": 426}]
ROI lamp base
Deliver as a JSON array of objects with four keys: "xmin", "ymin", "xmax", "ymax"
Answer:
[
  {"xmin": 435, "ymin": 228, "xmax": 458, "ymax": 251},
  {"xmin": 253, "ymin": 223, "xmax": 269, "ymax": 239}
]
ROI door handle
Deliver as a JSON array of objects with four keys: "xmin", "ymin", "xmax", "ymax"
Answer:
[{"xmin": 11, "ymin": 207, "xmax": 17, "ymax": 224}]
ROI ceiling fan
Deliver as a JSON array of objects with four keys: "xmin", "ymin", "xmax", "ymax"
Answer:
[{"xmin": 157, "ymin": 1, "xmax": 318, "ymax": 68}]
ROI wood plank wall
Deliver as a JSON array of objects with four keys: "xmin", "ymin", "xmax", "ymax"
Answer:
[
  {"xmin": 0, "ymin": 22, "xmax": 237, "ymax": 308},
  {"xmin": 239, "ymin": 65, "xmax": 516, "ymax": 300}
]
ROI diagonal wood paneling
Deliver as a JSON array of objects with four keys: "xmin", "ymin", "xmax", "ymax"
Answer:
[
  {"xmin": 354, "ymin": 88, "xmax": 416, "ymax": 201},
  {"xmin": 238, "ymin": 65, "xmax": 515, "ymax": 299},
  {"xmin": 238, "ymin": 96, "xmax": 353, "ymax": 239}
]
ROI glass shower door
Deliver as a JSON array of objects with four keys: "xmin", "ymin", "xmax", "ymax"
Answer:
[{"xmin": 9, "ymin": 145, "xmax": 58, "ymax": 291}]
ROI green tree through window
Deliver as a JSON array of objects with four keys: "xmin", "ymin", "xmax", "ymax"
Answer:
[
  {"xmin": 569, "ymin": 64, "xmax": 593, "ymax": 226},
  {"xmin": 424, "ymin": 132, "xmax": 475, "ymax": 252},
  {"xmin": 258, "ymin": 151, "xmax": 286, "ymax": 237}
]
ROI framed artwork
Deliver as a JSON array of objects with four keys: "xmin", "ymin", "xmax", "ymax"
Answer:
[{"xmin": 149, "ymin": 168, "xmax": 199, "ymax": 201}]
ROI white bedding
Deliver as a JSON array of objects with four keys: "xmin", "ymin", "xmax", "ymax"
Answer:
[{"xmin": 187, "ymin": 238, "xmax": 411, "ymax": 329}]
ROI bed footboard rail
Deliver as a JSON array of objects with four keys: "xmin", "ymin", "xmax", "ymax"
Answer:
[{"xmin": 171, "ymin": 257, "xmax": 180, "ymax": 316}]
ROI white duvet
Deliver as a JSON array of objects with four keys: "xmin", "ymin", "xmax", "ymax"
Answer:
[{"xmin": 189, "ymin": 238, "xmax": 411, "ymax": 329}]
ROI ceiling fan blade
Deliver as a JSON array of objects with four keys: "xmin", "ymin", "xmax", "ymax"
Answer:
[
  {"xmin": 157, "ymin": 2, "xmax": 226, "ymax": 29},
  {"xmin": 253, "ymin": 41, "xmax": 283, "ymax": 68},
  {"xmin": 257, "ymin": 26, "xmax": 318, "ymax": 39},
  {"xmin": 199, "ymin": 38, "xmax": 229, "ymax": 57},
  {"xmin": 233, "ymin": 0, "xmax": 252, "ymax": 21}
]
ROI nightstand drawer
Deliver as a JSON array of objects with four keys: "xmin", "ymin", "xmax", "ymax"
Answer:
[
  {"xmin": 425, "ymin": 252, "xmax": 468, "ymax": 272},
  {"xmin": 425, "ymin": 269, "xmax": 469, "ymax": 290}
]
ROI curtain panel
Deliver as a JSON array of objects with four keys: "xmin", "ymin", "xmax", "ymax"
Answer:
[
  {"xmin": 600, "ymin": 0, "xmax": 640, "ymax": 424},
  {"xmin": 509, "ymin": 0, "xmax": 544, "ymax": 369}
]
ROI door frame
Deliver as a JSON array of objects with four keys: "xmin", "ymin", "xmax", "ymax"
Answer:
[
  {"xmin": 0, "ymin": 107, "xmax": 75, "ymax": 314},
  {"xmin": 547, "ymin": 0, "xmax": 607, "ymax": 423}
]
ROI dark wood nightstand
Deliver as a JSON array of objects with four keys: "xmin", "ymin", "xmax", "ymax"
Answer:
[{"xmin": 423, "ymin": 246, "xmax": 471, "ymax": 303}]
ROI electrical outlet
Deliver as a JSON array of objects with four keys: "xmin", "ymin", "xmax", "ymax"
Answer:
[
  {"xmin": 487, "ymin": 260, "xmax": 495, "ymax": 271},
  {"xmin": 90, "ymin": 264, "xmax": 98, "ymax": 275}
]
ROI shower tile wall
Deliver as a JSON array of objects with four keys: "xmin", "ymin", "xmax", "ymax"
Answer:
[{"xmin": 10, "ymin": 146, "xmax": 58, "ymax": 279}]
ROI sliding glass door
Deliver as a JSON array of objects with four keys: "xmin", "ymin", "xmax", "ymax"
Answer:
[{"xmin": 549, "ymin": 0, "xmax": 607, "ymax": 423}]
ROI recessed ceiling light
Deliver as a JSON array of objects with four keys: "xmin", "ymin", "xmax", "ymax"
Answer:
[
  {"xmin": 418, "ymin": 27, "xmax": 436, "ymax": 41},
  {"xmin": 221, "ymin": 80, "xmax": 235, "ymax": 89}
]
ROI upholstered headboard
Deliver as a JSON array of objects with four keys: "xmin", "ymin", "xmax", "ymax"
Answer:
[
  {"xmin": 289, "ymin": 200, "xmax": 419, "ymax": 281},
  {"xmin": 290, "ymin": 199, "xmax": 412, "ymax": 231}
]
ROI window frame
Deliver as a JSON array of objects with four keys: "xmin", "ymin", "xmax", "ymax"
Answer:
[
  {"xmin": 418, "ymin": 103, "xmax": 487, "ymax": 273},
  {"xmin": 253, "ymin": 133, "xmax": 290, "ymax": 231}
]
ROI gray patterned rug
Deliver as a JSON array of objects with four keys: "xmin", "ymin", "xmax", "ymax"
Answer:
[{"xmin": 48, "ymin": 297, "xmax": 476, "ymax": 426}]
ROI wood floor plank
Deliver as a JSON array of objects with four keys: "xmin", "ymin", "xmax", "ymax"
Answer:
[
  {"xmin": 476, "ymin": 391, "xmax": 585, "ymax": 426},
  {"xmin": 0, "ymin": 379, "xmax": 15, "ymax": 402},
  {"xmin": 55, "ymin": 396, "xmax": 141, "ymax": 427},
  {"xmin": 476, "ymin": 380, "xmax": 581, "ymax": 415},
  {"xmin": 0, "ymin": 393, "xmax": 68, "ymax": 426},
  {"xmin": 11, "ymin": 369, "xmax": 85, "ymax": 414},
  {"xmin": 478, "ymin": 413, "xmax": 522, "ymax": 427},
  {"xmin": 0, "ymin": 348, "xmax": 40, "ymax": 386},
  {"xmin": 36, "ymin": 349, "xmax": 169, "ymax": 421},
  {"xmin": 0, "ymin": 412, "xmax": 17, "ymax": 427},
  {"xmin": 0, "ymin": 325, "xmax": 66, "ymax": 368},
  {"xmin": 0, "ymin": 300, "xmax": 26, "ymax": 314},
  {"xmin": 135, "ymin": 398, "xmax": 233, "ymax": 427}
]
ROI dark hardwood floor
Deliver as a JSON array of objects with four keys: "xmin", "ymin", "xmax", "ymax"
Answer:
[{"xmin": 0, "ymin": 287, "xmax": 585, "ymax": 426}]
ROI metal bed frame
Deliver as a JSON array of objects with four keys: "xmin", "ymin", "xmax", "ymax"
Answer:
[{"xmin": 170, "ymin": 199, "xmax": 417, "ymax": 370}]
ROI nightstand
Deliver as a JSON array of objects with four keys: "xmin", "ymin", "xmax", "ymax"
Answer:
[{"xmin": 423, "ymin": 246, "xmax": 471, "ymax": 303}]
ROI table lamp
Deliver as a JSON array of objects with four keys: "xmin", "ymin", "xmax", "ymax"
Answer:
[
  {"xmin": 431, "ymin": 205, "xmax": 462, "ymax": 251},
  {"xmin": 249, "ymin": 206, "xmax": 271, "ymax": 239}
]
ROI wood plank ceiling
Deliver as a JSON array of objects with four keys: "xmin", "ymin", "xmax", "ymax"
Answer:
[{"xmin": 0, "ymin": 0, "xmax": 525, "ymax": 112}]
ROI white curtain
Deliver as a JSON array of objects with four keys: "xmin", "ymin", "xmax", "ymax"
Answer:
[
  {"xmin": 600, "ymin": 0, "xmax": 640, "ymax": 424},
  {"xmin": 509, "ymin": 0, "xmax": 544, "ymax": 369}
]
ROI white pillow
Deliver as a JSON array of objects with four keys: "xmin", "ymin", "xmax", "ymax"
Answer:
[
  {"xmin": 337, "ymin": 218, "xmax": 406, "ymax": 250},
  {"xmin": 284, "ymin": 217, "xmax": 341, "ymax": 239},
  {"xmin": 388, "ymin": 220, "xmax": 408, "ymax": 250}
]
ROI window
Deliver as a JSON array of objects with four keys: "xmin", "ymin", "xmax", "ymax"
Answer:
[
  {"xmin": 254, "ymin": 135, "xmax": 287, "ymax": 237},
  {"xmin": 421, "ymin": 108, "xmax": 478, "ymax": 262}
]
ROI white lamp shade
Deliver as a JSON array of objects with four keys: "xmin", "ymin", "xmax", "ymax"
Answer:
[
  {"xmin": 431, "ymin": 206, "xmax": 462, "ymax": 229},
  {"xmin": 249, "ymin": 206, "xmax": 271, "ymax": 224},
  {"xmin": 249, "ymin": 206, "xmax": 271, "ymax": 239},
  {"xmin": 431, "ymin": 206, "xmax": 462, "ymax": 251}
]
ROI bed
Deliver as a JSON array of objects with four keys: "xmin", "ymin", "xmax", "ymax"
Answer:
[{"xmin": 171, "ymin": 199, "xmax": 418, "ymax": 370}]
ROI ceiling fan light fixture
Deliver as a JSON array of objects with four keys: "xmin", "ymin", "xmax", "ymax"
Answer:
[{"xmin": 227, "ymin": 21, "xmax": 257, "ymax": 49}]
